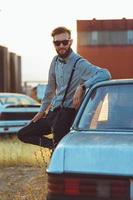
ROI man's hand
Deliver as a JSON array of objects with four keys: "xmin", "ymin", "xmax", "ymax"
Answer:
[
  {"xmin": 73, "ymin": 85, "xmax": 85, "ymax": 110},
  {"xmin": 32, "ymin": 112, "xmax": 46, "ymax": 123}
]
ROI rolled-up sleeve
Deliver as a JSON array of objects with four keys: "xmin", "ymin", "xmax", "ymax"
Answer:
[{"xmin": 79, "ymin": 59, "xmax": 112, "ymax": 88}]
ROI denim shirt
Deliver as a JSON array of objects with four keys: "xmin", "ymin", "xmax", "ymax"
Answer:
[{"xmin": 40, "ymin": 50, "xmax": 111, "ymax": 112}]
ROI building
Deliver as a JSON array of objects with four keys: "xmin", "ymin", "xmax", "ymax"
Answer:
[
  {"xmin": 0, "ymin": 45, "xmax": 22, "ymax": 92},
  {"xmin": 77, "ymin": 19, "xmax": 133, "ymax": 78}
]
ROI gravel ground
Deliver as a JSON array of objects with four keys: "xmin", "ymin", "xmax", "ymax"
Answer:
[{"xmin": 0, "ymin": 166, "xmax": 47, "ymax": 200}]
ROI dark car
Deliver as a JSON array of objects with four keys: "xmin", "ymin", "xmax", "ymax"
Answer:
[
  {"xmin": 47, "ymin": 79, "xmax": 133, "ymax": 200},
  {"xmin": 0, "ymin": 93, "xmax": 40, "ymax": 135}
]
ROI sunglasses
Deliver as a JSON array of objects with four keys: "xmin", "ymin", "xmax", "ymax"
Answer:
[{"xmin": 53, "ymin": 39, "xmax": 70, "ymax": 46}]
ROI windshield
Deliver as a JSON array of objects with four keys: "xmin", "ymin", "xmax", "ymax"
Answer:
[
  {"xmin": 78, "ymin": 84, "xmax": 133, "ymax": 130},
  {"xmin": 0, "ymin": 95, "xmax": 39, "ymax": 105}
]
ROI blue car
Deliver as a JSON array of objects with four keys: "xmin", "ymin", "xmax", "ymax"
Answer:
[
  {"xmin": 47, "ymin": 79, "xmax": 133, "ymax": 200},
  {"xmin": 0, "ymin": 93, "xmax": 40, "ymax": 135}
]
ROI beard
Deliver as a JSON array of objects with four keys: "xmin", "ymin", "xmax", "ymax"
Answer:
[{"xmin": 56, "ymin": 47, "xmax": 71, "ymax": 59}]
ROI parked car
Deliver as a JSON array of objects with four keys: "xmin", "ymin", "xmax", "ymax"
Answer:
[
  {"xmin": 0, "ymin": 93, "xmax": 40, "ymax": 135},
  {"xmin": 47, "ymin": 79, "xmax": 133, "ymax": 200}
]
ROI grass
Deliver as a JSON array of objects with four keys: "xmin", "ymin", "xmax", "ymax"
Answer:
[
  {"xmin": 0, "ymin": 135, "xmax": 52, "ymax": 167},
  {"xmin": 0, "ymin": 135, "xmax": 52, "ymax": 200}
]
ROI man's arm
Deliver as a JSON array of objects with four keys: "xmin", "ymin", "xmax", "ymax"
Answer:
[
  {"xmin": 73, "ymin": 59, "xmax": 111, "ymax": 109},
  {"xmin": 32, "ymin": 59, "xmax": 57, "ymax": 122},
  {"xmin": 39, "ymin": 58, "xmax": 56, "ymax": 113}
]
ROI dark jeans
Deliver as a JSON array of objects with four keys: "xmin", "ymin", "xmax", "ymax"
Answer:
[{"xmin": 17, "ymin": 109, "xmax": 76, "ymax": 148}]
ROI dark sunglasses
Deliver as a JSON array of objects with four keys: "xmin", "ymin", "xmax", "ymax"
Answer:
[{"xmin": 53, "ymin": 39, "xmax": 70, "ymax": 46}]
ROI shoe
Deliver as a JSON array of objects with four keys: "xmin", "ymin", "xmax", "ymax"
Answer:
[{"xmin": 41, "ymin": 137, "xmax": 53, "ymax": 149}]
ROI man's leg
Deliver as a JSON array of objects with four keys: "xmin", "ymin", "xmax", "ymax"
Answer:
[
  {"xmin": 52, "ymin": 109, "xmax": 77, "ymax": 145},
  {"xmin": 17, "ymin": 111, "xmax": 56, "ymax": 148}
]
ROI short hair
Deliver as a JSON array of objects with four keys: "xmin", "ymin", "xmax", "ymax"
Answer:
[{"xmin": 51, "ymin": 26, "xmax": 71, "ymax": 38}]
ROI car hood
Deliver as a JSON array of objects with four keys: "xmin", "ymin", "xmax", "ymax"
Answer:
[{"xmin": 47, "ymin": 130, "xmax": 133, "ymax": 177}]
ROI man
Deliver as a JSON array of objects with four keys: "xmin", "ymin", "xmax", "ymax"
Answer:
[{"xmin": 17, "ymin": 26, "xmax": 111, "ymax": 148}]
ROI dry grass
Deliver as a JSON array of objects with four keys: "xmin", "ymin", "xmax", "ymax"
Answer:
[
  {"xmin": 0, "ymin": 135, "xmax": 52, "ymax": 200},
  {"xmin": 0, "ymin": 135, "xmax": 52, "ymax": 167}
]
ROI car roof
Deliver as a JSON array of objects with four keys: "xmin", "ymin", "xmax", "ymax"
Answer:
[{"xmin": 90, "ymin": 79, "xmax": 133, "ymax": 89}]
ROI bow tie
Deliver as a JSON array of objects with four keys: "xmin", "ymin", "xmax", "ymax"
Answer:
[{"xmin": 58, "ymin": 58, "xmax": 66, "ymax": 64}]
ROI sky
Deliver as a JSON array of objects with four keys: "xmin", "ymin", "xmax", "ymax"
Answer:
[{"xmin": 0, "ymin": 0, "xmax": 133, "ymax": 84}]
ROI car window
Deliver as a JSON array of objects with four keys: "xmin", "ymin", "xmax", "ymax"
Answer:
[
  {"xmin": 18, "ymin": 96, "xmax": 38, "ymax": 105},
  {"xmin": 78, "ymin": 84, "xmax": 133, "ymax": 131},
  {"xmin": 0, "ymin": 96, "xmax": 17, "ymax": 104},
  {"xmin": 5, "ymin": 97, "xmax": 19, "ymax": 104},
  {"xmin": 0, "ymin": 95, "xmax": 38, "ymax": 105}
]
